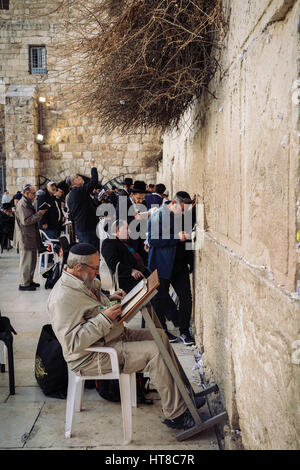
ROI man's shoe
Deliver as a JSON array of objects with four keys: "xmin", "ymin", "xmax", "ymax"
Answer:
[
  {"xmin": 165, "ymin": 331, "xmax": 178, "ymax": 343},
  {"xmin": 163, "ymin": 410, "xmax": 195, "ymax": 430},
  {"xmin": 179, "ymin": 333, "xmax": 195, "ymax": 346},
  {"xmin": 19, "ymin": 285, "xmax": 36, "ymax": 291},
  {"xmin": 30, "ymin": 282, "xmax": 40, "ymax": 288}
]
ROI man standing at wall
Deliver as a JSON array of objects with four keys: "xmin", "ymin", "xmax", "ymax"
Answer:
[
  {"xmin": 67, "ymin": 160, "xmax": 99, "ymax": 249},
  {"xmin": 147, "ymin": 191, "xmax": 195, "ymax": 345},
  {"xmin": 14, "ymin": 184, "xmax": 48, "ymax": 291}
]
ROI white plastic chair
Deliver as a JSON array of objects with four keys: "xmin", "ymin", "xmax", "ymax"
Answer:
[
  {"xmin": 61, "ymin": 220, "xmax": 72, "ymax": 243},
  {"xmin": 38, "ymin": 230, "xmax": 60, "ymax": 274},
  {"xmin": 65, "ymin": 346, "xmax": 137, "ymax": 445}
]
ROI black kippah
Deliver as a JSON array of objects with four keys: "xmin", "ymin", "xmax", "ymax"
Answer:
[{"xmin": 69, "ymin": 243, "xmax": 98, "ymax": 255}]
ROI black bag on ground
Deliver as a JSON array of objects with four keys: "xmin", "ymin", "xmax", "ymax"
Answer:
[
  {"xmin": 95, "ymin": 373, "xmax": 156, "ymax": 405},
  {"xmin": 42, "ymin": 262, "xmax": 60, "ymax": 289},
  {"xmin": 35, "ymin": 324, "xmax": 68, "ymax": 399}
]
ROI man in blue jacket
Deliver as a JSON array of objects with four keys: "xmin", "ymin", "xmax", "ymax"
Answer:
[
  {"xmin": 148, "ymin": 191, "xmax": 195, "ymax": 345},
  {"xmin": 67, "ymin": 160, "xmax": 99, "ymax": 249}
]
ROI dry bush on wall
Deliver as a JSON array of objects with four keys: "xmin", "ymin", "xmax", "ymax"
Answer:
[{"xmin": 58, "ymin": 0, "xmax": 223, "ymax": 134}]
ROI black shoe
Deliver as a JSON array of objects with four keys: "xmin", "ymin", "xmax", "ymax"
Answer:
[
  {"xmin": 163, "ymin": 410, "xmax": 195, "ymax": 430},
  {"xmin": 19, "ymin": 285, "xmax": 36, "ymax": 291},
  {"xmin": 179, "ymin": 334, "xmax": 195, "ymax": 346},
  {"xmin": 165, "ymin": 331, "xmax": 178, "ymax": 343},
  {"xmin": 30, "ymin": 282, "xmax": 40, "ymax": 288}
]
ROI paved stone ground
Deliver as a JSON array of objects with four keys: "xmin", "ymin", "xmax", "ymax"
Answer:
[{"xmin": 0, "ymin": 250, "xmax": 218, "ymax": 450}]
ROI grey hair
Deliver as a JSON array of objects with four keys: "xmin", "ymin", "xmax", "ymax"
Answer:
[{"xmin": 66, "ymin": 252, "xmax": 94, "ymax": 269}]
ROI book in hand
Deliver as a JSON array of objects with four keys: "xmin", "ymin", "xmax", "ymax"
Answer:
[
  {"xmin": 39, "ymin": 202, "xmax": 51, "ymax": 210},
  {"xmin": 118, "ymin": 270, "xmax": 160, "ymax": 324}
]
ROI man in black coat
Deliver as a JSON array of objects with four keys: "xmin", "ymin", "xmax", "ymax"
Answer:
[
  {"xmin": 101, "ymin": 219, "xmax": 149, "ymax": 294},
  {"xmin": 116, "ymin": 180, "xmax": 150, "ymax": 263},
  {"xmin": 67, "ymin": 160, "xmax": 99, "ymax": 249},
  {"xmin": 101, "ymin": 219, "xmax": 177, "ymax": 342},
  {"xmin": 118, "ymin": 177, "xmax": 133, "ymax": 197},
  {"xmin": 145, "ymin": 183, "xmax": 166, "ymax": 211},
  {"xmin": 37, "ymin": 182, "xmax": 62, "ymax": 239},
  {"xmin": 0, "ymin": 202, "xmax": 14, "ymax": 248}
]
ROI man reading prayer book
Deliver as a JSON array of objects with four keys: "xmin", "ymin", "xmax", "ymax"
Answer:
[{"xmin": 48, "ymin": 243, "xmax": 201, "ymax": 431}]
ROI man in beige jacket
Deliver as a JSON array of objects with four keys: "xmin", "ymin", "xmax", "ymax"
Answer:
[
  {"xmin": 14, "ymin": 184, "xmax": 48, "ymax": 291},
  {"xmin": 48, "ymin": 243, "xmax": 197, "ymax": 431}
]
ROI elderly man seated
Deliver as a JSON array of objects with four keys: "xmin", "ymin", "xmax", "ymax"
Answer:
[{"xmin": 47, "ymin": 243, "xmax": 198, "ymax": 431}]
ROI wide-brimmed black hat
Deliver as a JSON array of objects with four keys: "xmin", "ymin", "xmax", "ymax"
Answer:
[
  {"xmin": 131, "ymin": 180, "xmax": 151, "ymax": 194},
  {"xmin": 121, "ymin": 177, "xmax": 133, "ymax": 186}
]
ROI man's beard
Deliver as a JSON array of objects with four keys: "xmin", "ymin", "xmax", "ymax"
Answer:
[{"xmin": 81, "ymin": 272, "xmax": 94, "ymax": 290}]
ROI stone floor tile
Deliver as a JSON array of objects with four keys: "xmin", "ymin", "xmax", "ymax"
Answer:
[{"xmin": 0, "ymin": 402, "xmax": 43, "ymax": 448}]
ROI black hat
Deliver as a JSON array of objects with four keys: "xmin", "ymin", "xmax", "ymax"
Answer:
[
  {"xmin": 2, "ymin": 203, "xmax": 11, "ymax": 210},
  {"xmin": 121, "ymin": 177, "xmax": 133, "ymax": 186},
  {"xmin": 69, "ymin": 243, "xmax": 98, "ymax": 255},
  {"xmin": 131, "ymin": 180, "xmax": 151, "ymax": 194}
]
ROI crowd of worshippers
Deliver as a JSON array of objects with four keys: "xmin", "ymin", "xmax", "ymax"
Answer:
[
  {"xmin": 4, "ymin": 160, "xmax": 196, "ymax": 347},
  {"xmin": 3, "ymin": 160, "xmax": 202, "ymax": 432}
]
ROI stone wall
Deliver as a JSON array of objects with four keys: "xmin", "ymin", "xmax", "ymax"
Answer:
[
  {"xmin": 4, "ymin": 85, "xmax": 40, "ymax": 192},
  {"xmin": 158, "ymin": 0, "xmax": 300, "ymax": 450},
  {"xmin": 0, "ymin": 1, "xmax": 161, "ymax": 191}
]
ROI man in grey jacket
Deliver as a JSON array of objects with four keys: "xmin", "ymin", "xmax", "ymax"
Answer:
[
  {"xmin": 48, "ymin": 243, "xmax": 197, "ymax": 431},
  {"xmin": 14, "ymin": 184, "xmax": 48, "ymax": 291}
]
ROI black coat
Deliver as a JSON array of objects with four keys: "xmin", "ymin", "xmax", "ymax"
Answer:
[
  {"xmin": 67, "ymin": 168, "xmax": 99, "ymax": 232},
  {"xmin": 0, "ymin": 211, "xmax": 14, "ymax": 240},
  {"xmin": 101, "ymin": 237, "xmax": 149, "ymax": 293},
  {"xmin": 37, "ymin": 190, "xmax": 61, "ymax": 230}
]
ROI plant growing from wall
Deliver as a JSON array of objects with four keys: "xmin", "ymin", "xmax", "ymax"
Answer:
[{"xmin": 59, "ymin": 0, "xmax": 223, "ymax": 133}]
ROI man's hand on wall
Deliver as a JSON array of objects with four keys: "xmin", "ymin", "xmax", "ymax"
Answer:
[{"xmin": 179, "ymin": 231, "xmax": 190, "ymax": 242}]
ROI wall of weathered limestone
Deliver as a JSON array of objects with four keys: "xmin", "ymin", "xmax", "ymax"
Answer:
[
  {"xmin": 158, "ymin": 0, "xmax": 300, "ymax": 450},
  {"xmin": 0, "ymin": 1, "xmax": 161, "ymax": 193}
]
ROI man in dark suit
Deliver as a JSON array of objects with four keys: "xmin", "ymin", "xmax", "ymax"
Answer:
[
  {"xmin": 118, "ymin": 177, "xmax": 133, "ymax": 197},
  {"xmin": 37, "ymin": 181, "xmax": 62, "ymax": 239},
  {"xmin": 101, "ymin": 219, "xmax": 177, "ymax": 341},
  {"xmin": 148, "ymin": 191, "xmax": 196, "ymax": 346},
  {"xmin": 67, "ymin": 160, "xmax": 99, "ymax": 249},
  {"xmin": 101, "ymin": 219, "xmax": 148, "ymax": 294},
  {"xmin": 116, "ymin": 180, "xmax": 150, "ymax": 263},
  {"xmin": 145, "ymin": 183, "xmax": 166, "ymax": 211}
]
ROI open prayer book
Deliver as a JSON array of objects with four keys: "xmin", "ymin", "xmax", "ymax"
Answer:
[{"xmin": 118, "ymin": 270, "xmax": 160, "ymax": 324}]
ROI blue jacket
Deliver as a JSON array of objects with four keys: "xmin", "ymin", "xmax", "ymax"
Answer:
[{"xmin": 147, "ymin": 204, "xmax": 179, "ymax": 280}]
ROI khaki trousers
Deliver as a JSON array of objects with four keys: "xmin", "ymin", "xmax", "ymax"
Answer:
[
  {"xmin": 77, "ymin": 328, "xmax": 187, "ymax": 420},
  {"xmin": 19, "ymin": 250, "xmax": 37, "ymax": 286}
]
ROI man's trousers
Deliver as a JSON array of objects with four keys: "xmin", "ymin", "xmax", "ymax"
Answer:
[
  {"xmin": 19, "ymin": 250, "xmax": 37, "ymax": 286},
  {"xmin": 76, "ymin": 328, "xmax": 187, "ymax": 420},
  {"xmin": 151, "ymin": 263, "xmax": 192, "ymax": 336}
]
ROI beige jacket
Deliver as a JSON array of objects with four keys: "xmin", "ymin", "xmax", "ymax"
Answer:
[
  {"xmin": 13, "ymin": 196, "xmax": 43, "ymax": 251},
  {"xmin": 47, "ymin": 270, "xmax": 124, "ymax": 371}
]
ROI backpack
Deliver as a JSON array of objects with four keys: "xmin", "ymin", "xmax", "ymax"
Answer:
[
  {"xmin": 35, "ymin": 324, "xmax": 68, "ymax": 399},
  {"xmin": 95, "ymin": 373, "xmax": 156, "ymax": 405},
  {"xmin": 43, "ymin": 262, "xmax": 60, "ymax": 289}
]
